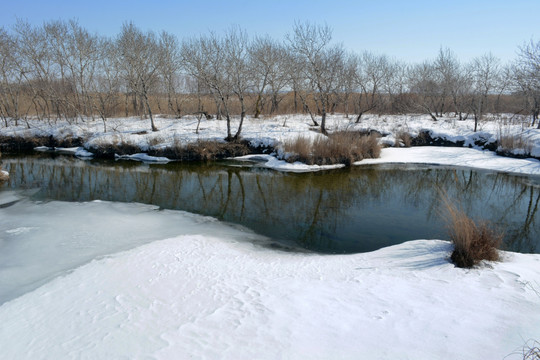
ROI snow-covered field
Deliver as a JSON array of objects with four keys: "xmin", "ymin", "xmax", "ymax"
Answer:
[{"xmin": 1, "ymin": 114, "xmax": 540, "ymax": 359}]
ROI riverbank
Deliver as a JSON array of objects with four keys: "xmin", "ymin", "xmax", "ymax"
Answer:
[{"xmin": 0, "ymin": 114, "xmax": 539, "ymax": 166}]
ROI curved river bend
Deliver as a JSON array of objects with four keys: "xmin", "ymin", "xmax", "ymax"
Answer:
[{"xmin": 2, "ymin": 154, "xmax": 539, "ymax": 254}]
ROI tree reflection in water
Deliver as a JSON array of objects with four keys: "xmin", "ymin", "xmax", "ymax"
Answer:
[{"xmin": 2, "ymin": 155, "xmax": 539, "ymax": 254}]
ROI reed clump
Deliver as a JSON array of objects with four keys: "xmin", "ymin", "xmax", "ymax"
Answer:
[{"xmin": 283, "ymin": 131, "xmax": 381, "ymax": 166}]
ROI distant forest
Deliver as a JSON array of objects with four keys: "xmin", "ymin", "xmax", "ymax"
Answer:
[{"xmin": 1, "ymin": 20, "xmax": 539, "ymax": 138}]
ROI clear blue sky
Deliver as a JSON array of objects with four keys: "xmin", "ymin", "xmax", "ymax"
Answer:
[{"xmin": 1, "ymin": 0, "xmax": 538, "ymax": 64}]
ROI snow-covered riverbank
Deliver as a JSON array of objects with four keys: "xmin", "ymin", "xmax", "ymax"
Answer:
[{"xmin": 1, "ymin": 113, "xmax": 539, "ymax": 163}]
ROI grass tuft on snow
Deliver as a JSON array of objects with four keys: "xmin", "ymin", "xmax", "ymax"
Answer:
[{"xmin": 440, "ymin": 193, "xmax": 502, "ymax": 268}]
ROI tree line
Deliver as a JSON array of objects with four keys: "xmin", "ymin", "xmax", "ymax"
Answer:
[{"xmin": 1, "ymin": 20, "xmax": 539, "ymax": 139}]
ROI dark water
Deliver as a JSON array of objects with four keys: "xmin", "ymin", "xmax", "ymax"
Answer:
[{"xmin": 2, "ymin": 154, "xmax": 540, "ymax": 254}]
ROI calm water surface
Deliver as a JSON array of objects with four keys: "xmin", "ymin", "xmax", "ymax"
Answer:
[{"xmin": 2, "ymin": 154, "xmax": 539, "ymax": 254}]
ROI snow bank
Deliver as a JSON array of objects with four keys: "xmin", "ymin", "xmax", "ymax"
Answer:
[
  {"xmin": 0, "ymin": 200, "xmax": 261, "ymax": 304},
  {"xmin": 356, "ymin": 147, "xmax": 540, "ymax": 176},
  {"xmin": 115, "ymin": 153, "xmax": 171, "ymax": 163},
  {"xmin": 234, "ymin": 154, "xmax": 345, "ymax": 172},
  {"xmin": 34, "ymin": 146, "xmax": 94, "ymax": 158},
  {"xmin": 0, "ymin": 221, "xmax": 538, "ymax": 360}
]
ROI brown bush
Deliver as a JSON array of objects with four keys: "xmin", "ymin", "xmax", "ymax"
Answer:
[
  {"xmin": 395, "ymin": 131, "xmax": 412, "ymax": 147},
  {"xmin": 497, "ymin": 134, "xmax": 533, "ymax": 157},
  {"xmin": 283, "ymin": 131, "xmax": 381, "ymax": 166},
  {"xmin": 441, "ymin": 195, "xmax": 502, "ymax": 268},
  {"xmin": 283, "ymin": 135, "xmax": 312, "ymax": 163},
  {"xmin": 150, "ymin": 140, "xmax": 250, "ymax": 161}
]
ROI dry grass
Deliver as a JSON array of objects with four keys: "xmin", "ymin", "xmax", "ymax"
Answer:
[
  {"xmin": 395, "ymin": 131, "xmax": 412, "ymax": 147},
  {"xmin": 149, "ymin": 140, "xmax": 250, "ymax": 161},
  {"xmin": 497, "ymin": 134, "xmax": 533, "ymax": 157},
  {"xmin": 440, "ymin": 194, "xmax": 502, "ymax": 268},
  {"xmin": 522, "ymin": 340, "xmax": 540, "ymax": 360},
  {"xmin": 283, "ymin": 135, "xmax": 312, "ymax": 163},
  {"xmin": 283, "ymin": 131, "xmax": 381, "ymax": 166}
]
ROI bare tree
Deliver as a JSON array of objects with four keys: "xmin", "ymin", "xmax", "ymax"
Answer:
[
  {"xmin": 249, "ymin": 35, "xmax": 286, "ymax": 118},
  {"xmin": 158, "ymin": 31, "xmax": 182, "ymax": 117},
  {"xmin": 223, "ymin": 27, "xmax": 251, "ymax": 140},
  {"xmin": 384, "ymin": 59, "xmax": 410, "ymax": 114},
  {"xmin": 515, "ymin": 39, "xmax": 540, "ymax": 127},
  {"xmin": 0, "ymin": 27, "xmax": 25, "ymax": 126},
  {"xmin": 336, "ymin": 52, "xmax": 357, "ymax": 118},
  {"xmin": 287, "ymin": 22, "xmax": 345, "ymax": 135},
  {"xmin": 117, "ymin": 22, "xmax": 164, "ymax": 131},
  {"xmin": 434, "ymin": 48, "xmax": 464, "ymax": 117},
  {"xmin": 89, "ymin": 38, "xmax": 121, "ymax": 131},
  {"xmin": 13, "ymin": 20, "xmax": 58, "ymax": 122},
  {"xmin": 353, "ymin": 52, "xmax": 390, "ymax": 122},
  {"xmin": 467, "ymin": 53, "xmax": 501, "ymax": 131},
  {"xmin": 44, "ymin": 20, "xmax": 101, "ymax": 121},
  {"xmin": 408, "ymin": 61, "xmax": 442, "ymax": 121}
]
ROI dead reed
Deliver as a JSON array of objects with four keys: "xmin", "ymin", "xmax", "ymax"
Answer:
[
  {"xmin": 440, "ymin": 193, "xmax": 502, "ymax": 268},
  {"xmin": 283, "ymin": 131, "xmax": 381, "ymax": 166}
]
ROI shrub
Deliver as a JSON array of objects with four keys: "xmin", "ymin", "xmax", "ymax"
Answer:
[
  {"xmin": 283, "ymin": 131, "xmax": 381, "ymax": 166},
  {"xmin": 441, "ymin": 195, "xmax": 502, "ymax": 268},
  {"xmin": 283, "ymin": 135, "xmax": 312, "ymax": 163},
  {"xmin": 150, "ymin": 139, "xmax": 250, "ymax": 161},
  {"xmin": 395, "ymin": 131, "xmax": 412, "ymax": 147},
  {"xmin": 497, "ymin": 134, "xmax": 533, "ymax": 157}
]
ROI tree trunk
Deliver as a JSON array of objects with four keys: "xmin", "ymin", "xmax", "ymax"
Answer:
[
  {"xmin": 355, "ymin": 112, "xmax": 363, "ymax": 124},
  {"xmin": 142, "ymin": 89, "xmax": 158, "ymax": 132},
  {"xmin": 254, "ymin": 94, "xmax": 263, "ymax": 119}
]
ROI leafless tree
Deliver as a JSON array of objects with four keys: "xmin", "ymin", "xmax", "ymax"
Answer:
[
  {"xmin": 434, "ymin": 48, "xmax": 465, "ymax": 117},
  {"xmin": 13, "ymin": 20, "xmax": 58, "ymax": 122},
  {"xmin": 89, "ymin": 37, "xmax": 121, "ymax": 131},
  {"xmin": 467, "ymin": 53, "xmax": 501, "ymax": 131},
  {"xmin": 384, "ymin": 59, "xmax": 410, "ymax": 114},
  {"xmin": 182, "ymin": 33, "xmax": 239, "ymax": 139},
  {"xmin": 0, "ymin": 27, "xmax": 25, "ymax": 126},
  {"xmin": 515, "ymin": 39, "xmax": 540, "ymax": 127},
  {"xmin": 117, "ymin": 22, "xmax": 164, "ymax": 131},
  {"xmin": 158, "ymin": 31, "xmax": 182, "ymax": 117},
  {"xmin": 287, "ymin": 22, "xmax": 345, "ymax": 135},
  {"xmin": 408, "ymin": 61, "xmax": 442, "ymax": 121},
  {"xmin": 336, "ymin": 52, "xmax": 357, "ymax": 118},
  {"xmin": 353, "ymin": 52, "xmax": 390, "ymax": 122},
  {"xmin": 223, "ymin": 27, "xmax": 251, "ymax": 140},
  {"xmin": 249, "ymin": 35, "xmax": 288, "ymax": 118}
]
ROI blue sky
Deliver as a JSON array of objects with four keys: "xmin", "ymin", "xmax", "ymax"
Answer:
[{"xmin": 1, "ymin": 0, "xmax": 538, "ymax": 64}]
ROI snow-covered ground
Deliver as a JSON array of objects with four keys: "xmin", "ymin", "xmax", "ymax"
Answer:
[{"xmin": 1, "ymin": 114, "xmax": 540, "ymax": 359}]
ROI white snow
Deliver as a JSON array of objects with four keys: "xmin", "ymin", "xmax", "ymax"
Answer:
[
  {"xmin": 356, "ymin": 146, "xmax": 540, "ymax": 175},
  {"xmin": 234, "ymin": 154, "xmax": 345, "ymax": 172},
  {"xmin": 0, "ymin": 202, "xmax": 538, "ymax": 360},
  {"xmin": 34, "ymin": 146, "xmax": 94, "ymax": 158},
  {"xmin": 115, "ymin": 153, "xmax": 171, "ymax": 163}
]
